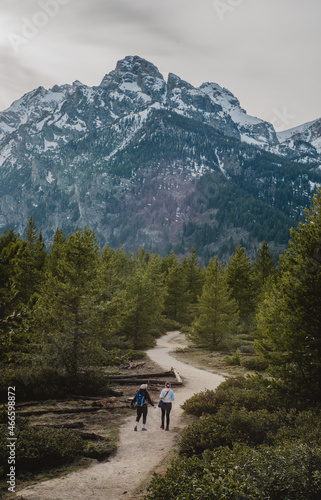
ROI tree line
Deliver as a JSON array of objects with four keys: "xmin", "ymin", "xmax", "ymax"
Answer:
[
  {"xmin": 1, "ymin": 189, "xmax": 321, "ymax": 402},
  {"xmin": 0, "ymin": 220, "xmax": 270, "ymax": 374}
]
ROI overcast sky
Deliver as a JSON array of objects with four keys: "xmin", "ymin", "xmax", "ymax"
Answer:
[{"xmin": 0, "ymin": 0, "xmax": 320, "ymax": 131}]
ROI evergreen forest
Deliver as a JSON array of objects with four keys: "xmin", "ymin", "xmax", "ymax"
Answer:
[{"xmin": 1, "ymin": 190, "xmax": 321, "ymax": 498}]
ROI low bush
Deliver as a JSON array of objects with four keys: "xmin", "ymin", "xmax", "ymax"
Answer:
[
  {"xmin": 241, "ymin": 356, "xmax": 268, "ymax": 371},
  {"xmin": 179, "ymin": 406, "xmax": 285, "ymax": 457},
  {"xmin": 144, "ymin": 443, "xmax": 321, "ymax": 500},
  {"xmin": 239, "ymin": 344, "xmax": 255, "ymax": 354},
  {"xmin": 275, "ymin": 410, "xmax": 321, "ymax": 446},
  {"xmin": 182, "ymin": 376, "xmax": 282, "ymax": 417},
  {"xmin": 84, "ymin": 440, "xmax": 117, "ymax": 462},
  {"xmin": 224, "ymin": 349, "xmax": 241, "ymax": 366},
  {"xmin": 0, "ymin": 426, "xmax": 84, "ymax": 475},
  {"xmin": 160, "ymin": 317, "xmax": 182, "ymax": 332},
  {"xmin": 0, "ymin": 367, "xmax": 112, "ymax": 403},
  {"xmin": 181, "ymin": 388, "xmax": 221, "ymax": 416},
  {"xmin": 145, "ymin": 451, "xmax": 256, "ymax": 499},
  {"xmin": 127, "ymin": 349, "xmax": 147, "ymax": 361}
]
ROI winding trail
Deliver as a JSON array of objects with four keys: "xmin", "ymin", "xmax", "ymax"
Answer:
[{"xmin": 17, "ymin": 332, "xmax": 224, "ymax": 500}]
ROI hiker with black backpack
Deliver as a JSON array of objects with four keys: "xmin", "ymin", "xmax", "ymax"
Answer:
[{"xmin": 130, "ymin": 383, "xmax": 155, "ymax": 431}]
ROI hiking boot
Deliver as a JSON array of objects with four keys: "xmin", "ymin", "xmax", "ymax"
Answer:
[
  {"xmin": 160, "ymin": 425, "xmax": 164, "ymax": 429},
  {"xmin": 134, "ymin": 426, "xmax": 137, "ymax": 431},
  {"xmin": 165, "ymin": 426, "xmax": 169, "ymax": 431}
]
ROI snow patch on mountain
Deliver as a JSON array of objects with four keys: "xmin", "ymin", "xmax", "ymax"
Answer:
[
  {"xmin": 0, "ymin": 143, "xmax": 12, "ymax": 167},
  {"xmin": 277, "ymin": 118, "xmax": 321, "ymax": 156},
  {"xmin": 45, "ymin": 171, "xmax": 55, "ymax": 183},
  {"xmin": 44, "ymin": 140, "xmax": 58, "ymax": 152}
]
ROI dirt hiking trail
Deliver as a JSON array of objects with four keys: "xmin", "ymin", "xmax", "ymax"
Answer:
[{"xmin": 17, "ymin": 331, "xmax": 224, "ymax": 500}]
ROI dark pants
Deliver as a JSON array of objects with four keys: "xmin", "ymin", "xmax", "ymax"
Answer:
[
  {"xmin": 161, "ymin": 403, "xmax": 172, "ymax": 428},
  {"xmin": 136, "ymin": 405, "xmax": 148, "ymax": 424}
]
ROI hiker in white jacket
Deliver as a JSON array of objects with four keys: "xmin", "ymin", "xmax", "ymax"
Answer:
[{"xmin": 159, "ymin": 381, "xmax": 175, "ymax": 431}]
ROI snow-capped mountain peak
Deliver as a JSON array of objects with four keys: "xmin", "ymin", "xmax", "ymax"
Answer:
[
  {"xmin": 0, "ymin": 55, "xmax": 320, "ymax": 258},
  {"xmin": 0, "ymin": 55, "xmax": 320, "ymax": 175},
  {"xmin": 99, "ymin": 55, "xmax": 166, "ymax": 104}
]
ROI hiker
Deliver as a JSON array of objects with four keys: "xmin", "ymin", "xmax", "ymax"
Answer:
[
  {"xmin": 159, "ymin": 381, "xmax": 175, "ymax": 431},
  {"xmin": 130, "ymin": 383, "xmax": 155, "ymax": 431}
]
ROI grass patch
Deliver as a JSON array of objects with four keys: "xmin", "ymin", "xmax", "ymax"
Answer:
[{"xmin": 172, "ymin": 346, "xmax": 263, "ymax": 377}]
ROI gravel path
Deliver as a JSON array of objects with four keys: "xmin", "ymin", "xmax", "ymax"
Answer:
[{"xmin": 17, "ymin": 331, "xmax": 224, "ymax": 500}]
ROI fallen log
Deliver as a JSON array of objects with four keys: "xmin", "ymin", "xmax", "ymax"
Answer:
[
  {"xmin": 108, "ymin": 370, "xmax": 173, "ymax": 380},
  {"xmin": 33, "ymin": 422, "xmax": 85, "ymax": 429},
  {"xmin": 15, "ymin": 392, "xmax": 123, "ymax": 408},
  {"xmin": 172, "ymin": 367, "xmax": 183, "ymax": 384},
  {"xmin": 111, "ymin": 378, "xmax": 182, "ymax": 385},
  {"xmin": 16, "ymin": 403, "xmax": 129, "ymax": 417}
]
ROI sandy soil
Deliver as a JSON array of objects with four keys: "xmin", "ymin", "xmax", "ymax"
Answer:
[{"xmin": 16, "ymin": 331, "xmax": 224, "ymax": 500}]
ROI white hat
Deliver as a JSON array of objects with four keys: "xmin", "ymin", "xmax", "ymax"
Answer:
[{"xmin": 140, "ymin": 384, "xmax": 148, "ymax": 389}]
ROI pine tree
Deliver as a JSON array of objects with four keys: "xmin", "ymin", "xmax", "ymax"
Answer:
[
  {"xmin": 25, "ymin": 216, "xmax": 38, "ymax": 248},
  {"xmin": 253, "ymin": 241, "xmax": 277, "ymax": 290},
  {"xmin": 181, "ymin": 248, "xmax": 205, "ymax": 304},
  {"xmin": 163, "ymin": 255, "xmax": 190, "ymax": 322},
  {"xmin": 0, "ymin": 230, "xmax": 26, "ymax": 362},
  {"xmin": 32, "ymin": 227, "xmax": 101, "ymax": 375},
  {"xmin": 225, "ymin": 244, "xmax": 256, "ymax": 331},
  {"xmin": 123, "ymin": 254, "xmax": 165, "ymax": 349},
  {"xmin": 189, "ymin": 257, "xmax": 239, "ymax": 348},
  {"xmin": 18, "ymin": 217, "xmax": 46, "ymax": 302},
  {"xmin": 160, "ymin": 249, "xmax": 178, "ymax": 275},
  {"xmin": 97, "ymin": 246, "xmax": 133, "ymax": 348},
  {"xmin": 255, "ymin": 190, "xmax": 321, "ymax": 400},
  {"xmin": 46, "ymin": 228, "xmax": 67, "ymax": 276}
]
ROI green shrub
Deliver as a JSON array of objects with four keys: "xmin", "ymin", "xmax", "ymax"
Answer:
[
  {"xmin": 127, "ymin": 349, "xmax": 147, "ymax": 361},
  {"xmin": 145, "ymin": 443, "xmax": 321, "ymax": 500},
  {"xmin": 275, "ymin": 410, "xmax": 321, "ymax": 446},
  {"xmin": 179, "ymin": 407, "xmax": 285, "ymax": 457},
  {"xmin": 160, "ymin": 317, "xmax": 182, "ymax": 332},
  {"xmin": 225, "ymin": 348, "xmax": 241, "ymax": 366},
  {"xmin": 181, "ymin": 388, "xmax": 222, "ymax": 416},
  {"xmin": 182, "ymin": 376, "xmax": 282, "ymax": 417},
  {"xmin": 241, "ymin": 356, "xmax": 268, "ymax": 371},
  {"xmin": 0, "ymin": 367, "xmax": 111, "ymax": 403},
  {"xmin": 0, "ymin": 426, "xmax": 84, "ymax": 475},
  {"xmin": 84, "ymin": 440, "xmax": 117, "ymax": 461},
  {"xmin": 239, "ymin": 344, "xmax": 255, "ymax": 354},
  {"xmin": 145, "ymin": 452, "xmax": 256, "ymax": 499}
]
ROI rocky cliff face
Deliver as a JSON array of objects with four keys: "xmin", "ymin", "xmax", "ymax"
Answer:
[{"xmin": 0, "ymin": 55, "xmax": 320, "ymax": 259}]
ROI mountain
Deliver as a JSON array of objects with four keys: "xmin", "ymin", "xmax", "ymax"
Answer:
[
  {"xmin": 276, "ymin": 118, "xmax": 321, "ymax": 162},
  {"xmin": 0, "ymin": 55, "xmax": 320, "ymax": 260}
]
